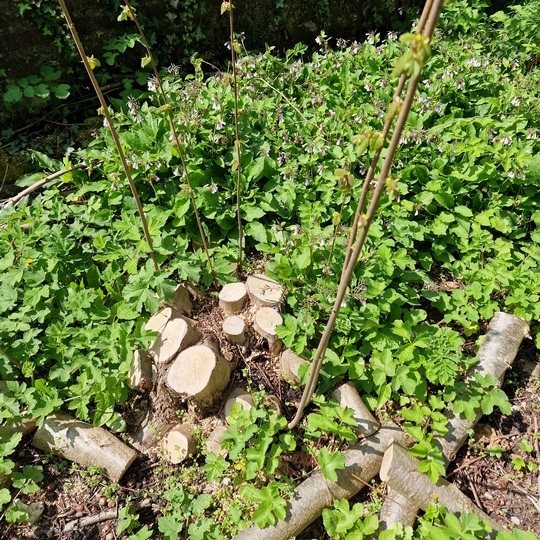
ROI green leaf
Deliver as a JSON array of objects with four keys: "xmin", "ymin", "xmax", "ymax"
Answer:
[
  {"xmin": 158, "ymin": 516, "xmax": 182, "ymax": 540},
  {"xmin": 0, "ymin": 282, "xmax": 17, "ymax": 313},
  {"xmin": 3, "ymin": 84, "xmax": 23, "ymax": 103},
  {"xmin": 316, "ymin": 448, "xmax": 345, "ymax": 482}
]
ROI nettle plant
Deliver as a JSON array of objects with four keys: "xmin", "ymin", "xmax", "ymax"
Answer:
[{"xmin": 0, "ymin": 0, "xmax": 539, "ymax": 534}]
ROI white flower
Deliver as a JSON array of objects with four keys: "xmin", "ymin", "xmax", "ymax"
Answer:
[
  {"xmin": 215, "ymin": 119, "xmax": 225, "ymax": 130},
  {"xmin": 511, "ymin": 96, "xmax": 521, "ymax": 107}
]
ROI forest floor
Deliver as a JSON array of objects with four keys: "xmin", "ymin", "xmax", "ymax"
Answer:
[{"xmin": 0, "ymin": 292, "xmax": 539, "ymax": 540}]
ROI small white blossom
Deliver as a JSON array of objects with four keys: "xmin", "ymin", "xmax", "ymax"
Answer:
[{"xmin": 511, "ymin": 96, "xmax": 521, "ymax": 107}]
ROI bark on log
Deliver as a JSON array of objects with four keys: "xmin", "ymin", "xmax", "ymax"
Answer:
[
  {"xmin": 435, "ymin": 312, "xmax": 529, "ymax": 465},
  {"xmin": 150, "ymin": 315, "xmax": 202, "ymax": 365},
  {"xmin": 219, "ymin": 282, "xmax": 248, "ymax": 316},
  {"xmin": 222, "ymin": 315, "xmax": 247, "ymax": 345},
  {"xmin": 127, "ymin": 350, "xmax": 154, "ymax": 391},
  {"xmin": 129, "ymin": 410, "xmax": 176, "ymax": 453},
  {"xmin": 166, "ymin": 345, "xmax": 231, "ymax": 407},
  {"xmin": 331, "ymin": 382, "xmax": 380, "ymax": 438},
  {"xmin": 233, "ymin": 423, "xmax": 407, "ymax": 540},
  {"xmin": 377, "ymin": 312, "xmax": 528, "ymax": 532},
  {"xmin": 33, "ymin": 412, "xmax": 138, "ymax": 482},
  {"xmin": 225, "ymin": 387, "xmax": 255, "ymax": 419},
  {"xmin": 206, "ymin": 424, "xmax": 229, "ymax": 457},
  {"xmin": 380, "ymin": 440, "xmax": 502, "ymax": 532},
  {"xmin": 246, "ymin": 274, "xmax": 283, "ymax": 308},
  {"xmin": 280, "ymin": 349, "xmax": 309, "ymax": 385},
  {"xmin": 376, "ymin": 489, "xmax": 417, "ymax": 532},
  {"xmin": 162, "ymin": 424, "xmax": 196, "ymax": 464},
  {"xmin": 253, "ymin": 307, "xmax": 283, "ymax": 354},
  {"xmin": 170, "ymin": 284, "xmax": 193, "ymax": 315}
]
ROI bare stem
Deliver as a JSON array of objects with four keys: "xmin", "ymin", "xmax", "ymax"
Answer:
[
  {"xmin": 123, "ymin": 0, "xmax": 217, "ymax": 286},
  {"xmin": 57, "ymin": 0, "xmax": 157, "ymax": 270},
  {"xmin": 343, "ymin": 0, "xmax": 435, "ymax": 272},
  {"xmin": 287, "ymin": 0, "xmax": 445, "ymax": 430},
  {"xmin": 229, "ymin": 3, "xmax": 243, "ymax": 272}
]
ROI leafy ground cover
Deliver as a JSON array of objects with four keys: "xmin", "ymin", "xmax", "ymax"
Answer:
[{"xmin": 0, "ymin": 0, "xmax": 540, "ymax": 538}]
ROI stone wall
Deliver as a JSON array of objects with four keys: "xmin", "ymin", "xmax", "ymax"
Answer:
[{"xmin": 0, "ymin": 0, "xmax": 421, "ymax": 80}]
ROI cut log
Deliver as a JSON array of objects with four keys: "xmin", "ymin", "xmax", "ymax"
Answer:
[
  {"xmin": 219, "ymin": 282, "xmax": 248, "ymax": 316},
  {"xmin": 129, "ymin": 410, "xmax": 176, "ymax": 453},
  {"xmin": 253, "ymin": 307, "xmax": 283, "ymax": 354},
  {"xmin": 166, "ymin": 345, "xmax": 231, "ymax": 408},
  {"xmin": 377, "ymin": 312, "xmax": 528, "ymax": 532},
  {"xmin": 222, "ymin": 316, "xmax": 247, "ymax": 345},
  {"xmin": 0, "ymin": 418, "xmax": 37, "ymax": 439},
  {"xmin": 380, "ymin": 439, "xmax": 501, "ymax": 532},
  {"xmin": 145, "ymin": 307, "xmax": 177, "ymax": 332},
  {"xmin": 206, "ymin": 424, "xmax": 229, "ymax": 457},
  {"xmin": 375, "ymin": 489, "xmax": 417, "ymax": 533},
  {"xmin": 246, "ymin": 274, "xmax": 283, "ymax": 308},
  {"xmin": 127, "ymin": 350, "xmax": 154, "ymax": 391},
  {"xmin": 33, "ymin": 412, "xmax": 137, "ymax": 482},
  {"xmin": 331, "ymin": 382, "xmax": 380, "ymax": 438},
  {"xmin": 225, "ymin": 387, "xmax": 255, "ymax": 419},
  {"xmin": 162, "ymin": 425, "xmax": 196, "ymax": 464},
  {"xmin": 170, "ymin": 284, "xmax": 192, "ymax": 314},
  {"xmin": 280, "ymin": 349, "xmax": 309, "ymax": 385},
  {"xmin": 150, "ymin": 316, "xmax": 202, "ymax": 365},
  {"xmin": 233, "ymin": 423, "xmax": 407, "ymax": 540},
  {"xmin": 435, "ymin": 312, "xmax": 529, "ymax": 465}
]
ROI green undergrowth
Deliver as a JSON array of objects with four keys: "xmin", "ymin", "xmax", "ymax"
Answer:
[{"xmin": 1, "ymin": 0, "xmax": 539, "ymax": 537}]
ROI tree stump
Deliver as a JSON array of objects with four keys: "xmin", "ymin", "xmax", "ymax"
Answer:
[
  {"xmin": 127, "ymin": 350, "xmax": 154, "ymax": 391},
  {"xmin": 219, "ymin": 282, "xmax": 248, "ymax": 316},
  {"xmin": 170, "ymin": 284, "xmax": 192, "ymax": 314},
  {"xmin": 224, "ymin": 387, "xmax": 255, "ymax": 419},
  {"xmin": 206, "ymin": 424, "xmax": 229, "ymax": 457},
  {"xmin": 280, "ymin": 349, "xmax": 309, "ymax": 384},
  {"xmin": 253, "ymin": 307, "xmax": 283, "ymax": 354},
  {"xmin": 166, "ymin": 345, "xmax": 231, "ymax": 408},
  {"xmin": 222, "ymin": 315, "xmax": 247, "ymax": 345},
  {"xmin": 150, "ymin": 316, "xmax": 202, "ymax": 365},
  {"xmin": 246, "ymin": 274, "xmax": 283, "ymax": 308},
  {"xmin": 162, "ymin": 425, "xmax": 196, "ymax": 464}
]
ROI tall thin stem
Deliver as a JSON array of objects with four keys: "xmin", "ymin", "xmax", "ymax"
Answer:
[
  {"xmin": 228, "ymin": 3, "xmax": 244, "ymax": 272},
  {"xmin": 287, "ymin": 0, "xmax": 445, "ymax": 430},
  {"xmin": 58, "ymin": 0, "xmax": 157, "ymax": 271},
  {"xmin": 342, "ymin": 0, "xmax": 435, "ymax": 272},
  {"xmin": 122, "ymin": 0, "xmax": 217, "ymax": 286}
]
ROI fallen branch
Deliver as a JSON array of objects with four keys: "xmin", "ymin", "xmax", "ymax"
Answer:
[
  {"xmin": 64, "ymin": 509, "xmax": 117, "ymax": 533},
  {"xmin": 436, "ymin": 312, "xmax": 529, "ymax": 465},
  {"xmin": 33, "ymin": 412, "xmax": 138, "ymax": 482},
  {"xmin": 378, "ymin": 312, "xmax": 529, "ymax": 530},
  {"xmin": 233, "ymin": 423, "xmax": 407, "ymax": 540},
  {"xmin": 380, "ymin": 439, "xmax": 502, "ymax": 533},
  {"xmin": 2, "ymin": 164, "xmax": 86, "ymax": 207}
]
